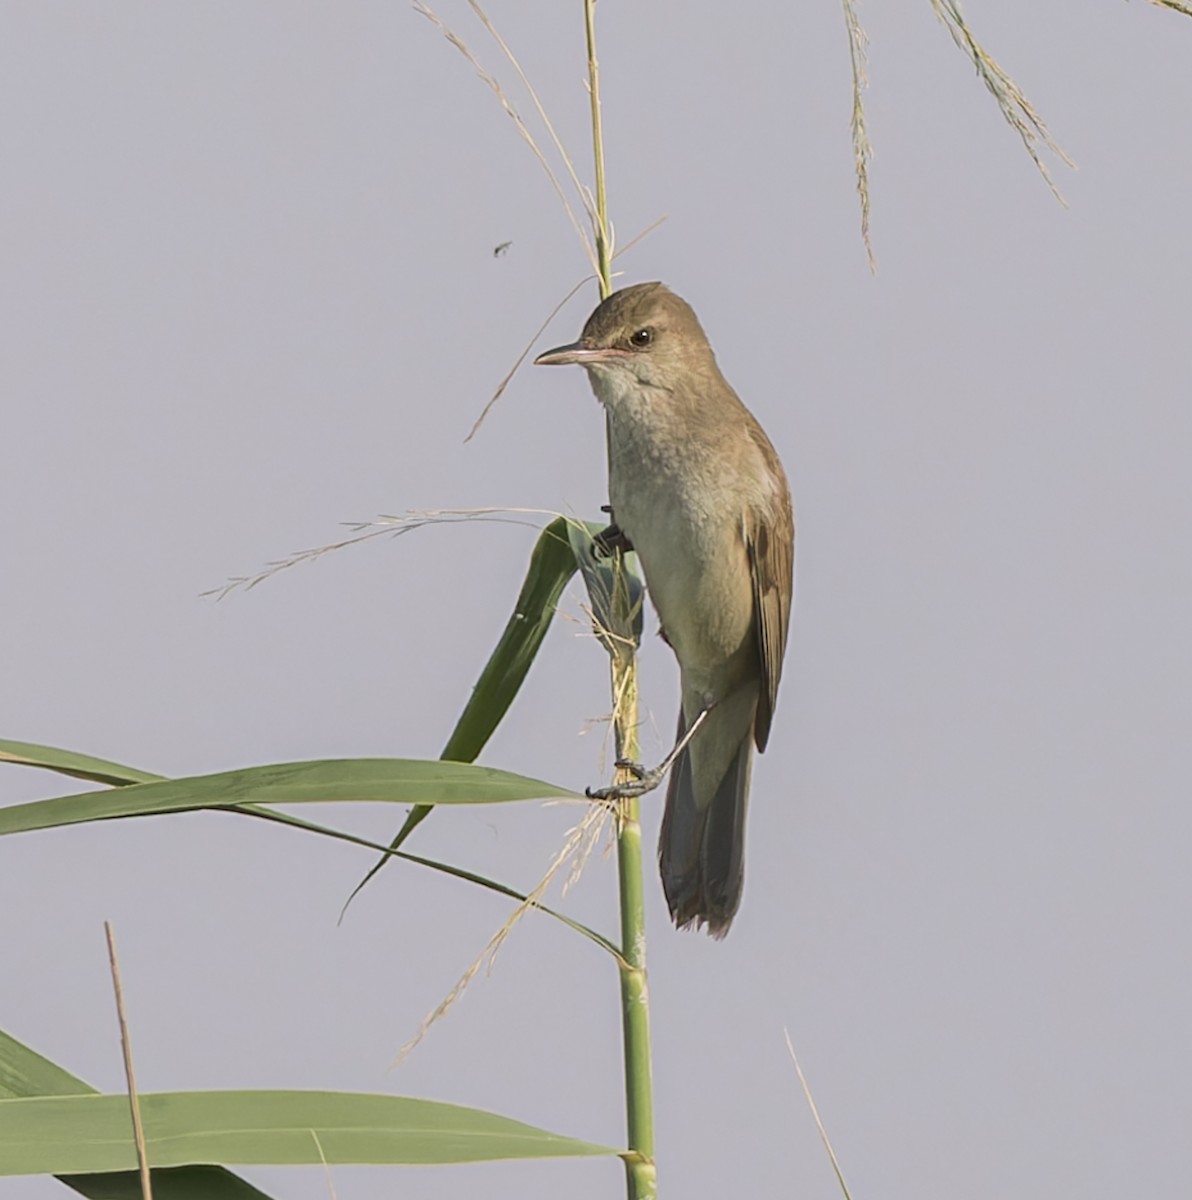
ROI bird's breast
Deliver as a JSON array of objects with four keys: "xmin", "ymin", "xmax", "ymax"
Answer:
[{"xmin": 606, "ymin": 415, "xmax": 758, "ymax": 686}]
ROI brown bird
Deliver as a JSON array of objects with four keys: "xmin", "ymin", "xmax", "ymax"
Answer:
[{"xmin": 535, "ymin": 282, "xmax": 794, "ymax": 936}]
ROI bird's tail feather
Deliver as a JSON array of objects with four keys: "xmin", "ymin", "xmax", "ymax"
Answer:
[{"xmin": 658, "ymin": 710, "xmax": 752, "ymax": 938}]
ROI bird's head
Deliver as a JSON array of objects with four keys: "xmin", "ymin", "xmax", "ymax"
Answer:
[{"xmin": 534, "ymin": 282, "xmax": 717, "ymax": 393}]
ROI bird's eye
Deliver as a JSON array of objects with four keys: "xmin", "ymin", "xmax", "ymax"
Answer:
[{"xmin": 630, "ymin": 327, "xmax": 653, "ymax": 347}]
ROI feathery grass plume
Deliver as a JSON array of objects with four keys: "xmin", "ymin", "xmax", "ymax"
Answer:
[
  {"xmin": 1146, "ymin": 0, "xmax": 1192, "ymax": 14},
  {"xmin": 930, "ymin": 0, "xmax": 1073, "ymax": 202},
  {"xmin": 464, "ymin": 0, "xmax": 594, "ymax": 227},
  {"xmin": 202, "ymin": 507, "xmax": 558, "ymax": 599},
  {"xmin": 582, "ymin": 0, "xmax": 613, "ymax": 291},
  {"xmin": 562, "ymin": 771, "xmax": 619, "ymax": 894},
  {"xmin": 393, "ymin": 796, "xmax": 619, "ymax": 1066},
  {"xmin": 413, "ymin": 3, "xmax": 597, "ymax": 272},
  {"xmin": 412, "ymin": 2, "xmax": 668, "ymax": 443},
  {"xmin": 841, "ymin": 0, "xmax": 875, "ymax": 271}
]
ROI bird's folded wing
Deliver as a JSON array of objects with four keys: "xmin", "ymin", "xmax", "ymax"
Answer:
[{"xmin": 746, "ymin": 494, "xmax": 794, "ymax": 752}]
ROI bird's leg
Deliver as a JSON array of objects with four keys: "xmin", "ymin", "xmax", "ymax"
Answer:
[
  {"xmin": 586, "ymin": 703, "xmax": 713, "ymax": 801},
  {"xmin": 593, "ymin": 506, "xmax": 634, "ymax": 559}
]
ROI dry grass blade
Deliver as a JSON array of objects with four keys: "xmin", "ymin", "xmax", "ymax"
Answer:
[
  {"xmin": 310, "ymin": 1129, "xmax": 339, "ymax": 1200},
  {"xmin": 577, "ymin": 592, "xmax": 643, "ymax": 762},
  {"xmin": 414, "ymin": 2, "xmax": 596, "ymax": 271},
  {"xmin": 465, "ymin": 214, "xmax": 666, "ymax": 441},
  {"xmin": 1147, "ymin": 0, "xmax": 1192, "ymax": 14},
  {"xmin": 463, "ymin": 211, "xmax": 667, "ymax": 441},
  {"xmin": 930, "ymin": 0, "xmax": 1072, "ymax": 202},
  {"xmin": 557, "ymin": 594, "xmax": 645, "ymax": 832},
  {"xmin": 393, "ymin": 797, "xmax": 619, "ymax": 1066},
  {"xmin": 584, "ymin": 562, "xmax": 644, "ymax": 771},
  {"xmin": 466, "ymin": 274, "xmax": 595, "ymax": 441},
  {"xmin": 784, "ymin": 1028, "xmax": 852, "ymax": 1200},
  {"xmin": 464, "ymin": 0, "xmax": 593, "ymax": 227},
  {"xmin": 105, "ymin": 922, "xmax": 153, "ymax": 1200},
  {"xmin": 612, "ymin": 214, "xmax": 668, "ymax": 262},
  {"xmin": 572, "ymin": 601, "xmax": 641, "ymax": 668},
  {"xmin": 841, "ymin": 0, "xmax": 876, "ymax": 272},
  {"xmin": 202, "ymin": 507, "xmax": 557, "ymax": 599}
]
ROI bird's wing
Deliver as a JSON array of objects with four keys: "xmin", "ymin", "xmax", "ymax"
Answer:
[{"xmin": 746, "ymin": 485, "xmax": 794, "ymax": 752}]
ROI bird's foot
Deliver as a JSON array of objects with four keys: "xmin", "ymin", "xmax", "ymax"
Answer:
[
  {"xmin": 592, "ymin": 523, "xmax": 633, "ymax": 559},
  {"xmin": 585, "ymin": 759, "xmax": 664, "ymax": 801},
  {"xmin": 585, "ymin": 703, "xmax": 716, "ymax": 801}
]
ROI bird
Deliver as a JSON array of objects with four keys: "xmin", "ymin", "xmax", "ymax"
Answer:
[{"xmin": 535, "ymin": 281, "xmax": 794, "ymax": 936}]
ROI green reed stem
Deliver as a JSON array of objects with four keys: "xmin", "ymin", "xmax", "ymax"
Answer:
[{"xmin": 584, "ymin": 7, "xmax": 655, "ymax": 1193}]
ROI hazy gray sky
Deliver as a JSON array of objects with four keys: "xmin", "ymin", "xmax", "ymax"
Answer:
[{"xmin": 3, "ymin": 3, "xmax": 1191, "ymax": 1197}]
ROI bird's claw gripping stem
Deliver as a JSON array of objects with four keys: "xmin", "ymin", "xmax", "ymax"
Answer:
[
  {"xmin": 585, "ymin": 760, "xmax": 664, "ymax": 802},
  {"xmin": 583, "ymin": 706, "xmax": 713, "ymax": 802}
]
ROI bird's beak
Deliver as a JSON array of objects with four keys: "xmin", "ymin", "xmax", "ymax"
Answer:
[{"xmin": 534, "ymin": 341, "xmax": 626, "ymax": 367}]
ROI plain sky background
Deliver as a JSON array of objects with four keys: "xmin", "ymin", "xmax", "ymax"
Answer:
[{"xmin": 3, "ymin": 2, "xmax": 1191, "ymax": 1197}]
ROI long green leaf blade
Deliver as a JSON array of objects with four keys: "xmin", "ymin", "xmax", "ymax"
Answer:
[
  {"xmin": 0, "ymin": 739, "xmax": 162, "ymax": 788},
  {"xmin": 0, "ymin": 1090, "xmax": 619, "ymax": 1173},
  {"xmin": 440, "ymin": 515, "xmax": 591, "ymax": 763},
  {"xmin": 341, "ymin": 516, "xmax": 601, "ymax": 913},
  {"xmin": 0, "ymin": 1031, "xmax": 272, "ymax": 1199},
  {"xmin": 0, "ymin": 759, "xmax": 579, "ymax": 839}
]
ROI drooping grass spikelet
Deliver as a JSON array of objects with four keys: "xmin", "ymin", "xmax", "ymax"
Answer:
[
  {"xmin": 930, "ymin": 0, "xmax": 1073, "ymax": 202},
  {"xmin": 841, "ymin": 0, "xmax": 876, "ymax": 271},
  {"xmin": 413, "ymin": 3, "xmax": 597, "ymax": 270}
]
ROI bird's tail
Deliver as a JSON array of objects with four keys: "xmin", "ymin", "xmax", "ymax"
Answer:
[{"xmin": 658, "ymin": 708, "xmax": 753, "ymax": 938}]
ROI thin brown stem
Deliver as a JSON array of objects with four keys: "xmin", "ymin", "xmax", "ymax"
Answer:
[{"xmin": 105, "ymin": 922, "xmax": 153, "ymax": 1200}]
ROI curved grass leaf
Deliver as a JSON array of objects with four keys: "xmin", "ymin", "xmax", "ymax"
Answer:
[
  {"xmin": 341, "ymin": 515, "xmax": 606, "ymax": 914},
  {"xmin": 54, "ymin": 1170, "xmax": 271, "ymax": 1200},
  {"xmin": 238, "ymin": 805, "xmax": 625, "ymax": 963},
  {"xmin": 0, "ymin": 1090, "xmax": 620, "ymax": 1174},
  {"xmin": 0, "ymin": 739, "xmax": 161, "ymax": 788},
  {"xmin": 0, "ymin": 744, "xmax": 618, "ymax": 958},
  {"xmin": 0, "ymin": 1030, "xmax": 272, "ymax": 1199},
  {"xmin": 0, "ymin": 759, "xmax": 579, "ymax": 839},
  {"xmin": 440, "ymin": 515, "xmax": 598, "ymax": 763},
  {"xmin": 55, "ymin": 1166, "xmax": 270, "ymax": 1200}
]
